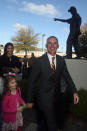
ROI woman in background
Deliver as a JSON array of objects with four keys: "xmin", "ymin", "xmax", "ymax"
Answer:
[{"xmin": 0, "ymin": 42, "xmax": 22, "ymax": 77}]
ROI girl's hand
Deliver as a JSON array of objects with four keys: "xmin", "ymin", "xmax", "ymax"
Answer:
[
  {"xmin": 17, "ymin": 106, "xmax": 23, "ymax": 112},
  {"xmin": 21, "ymin": 104, "xmax": 27, "ymax": 109}
]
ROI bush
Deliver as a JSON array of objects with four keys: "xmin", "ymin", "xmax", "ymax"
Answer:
[{"xmin": 69, "ymin": 89, "xmax": 87, "ymax": 120}]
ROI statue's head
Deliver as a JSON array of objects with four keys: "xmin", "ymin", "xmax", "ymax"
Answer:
[{"xmin": 68, "ymin": 6, "xmax": 77, "ymax": 13}]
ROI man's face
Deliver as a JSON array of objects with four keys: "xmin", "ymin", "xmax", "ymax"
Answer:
[{"xmin": 46, "ymin": 37, "xmax": 59, "ymax": 56}]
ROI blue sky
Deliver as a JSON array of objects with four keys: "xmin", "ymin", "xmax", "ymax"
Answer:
[{"xmin": 0, "ymin": 0, "xmax": 87, "ymax": 52}]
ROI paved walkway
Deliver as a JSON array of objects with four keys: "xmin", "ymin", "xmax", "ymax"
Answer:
[{"xmin": 22, "ymin": 108, "xmax": 87, "ymax": 131}]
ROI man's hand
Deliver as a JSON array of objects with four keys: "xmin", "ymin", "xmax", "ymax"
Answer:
[
  {"xmin": 73, "ymin": 93, "xmax": 79, "ymax": 104},
  {"xmin": 27, "ymin": 103, "xmax": 34, "ymax": 108}
]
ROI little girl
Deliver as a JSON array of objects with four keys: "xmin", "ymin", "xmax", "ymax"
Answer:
[{"xmin": 1, "ymin": 73, "xmax": 26, "ymax": 131}]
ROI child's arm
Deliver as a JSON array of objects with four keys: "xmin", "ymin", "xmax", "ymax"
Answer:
[
  {"xmin": 2, "ymin": 95, "xmax": 17, "ymax": 113},
  {"xmin": 17, "ymin": 88, "xmax": 27, "ymax": 110}
]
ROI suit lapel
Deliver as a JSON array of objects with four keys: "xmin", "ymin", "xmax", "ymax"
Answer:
[{"xmin": 56, "ymin": 55, "xmax": 61, "ymax": 74}]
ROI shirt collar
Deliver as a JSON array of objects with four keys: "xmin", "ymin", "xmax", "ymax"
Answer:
[
  {"xmin": 47, "ymin": 52, "xmax": 56, "ymax": 59},
  {"xmin": 47, "ymin": 52, "xmax": 56, "ymax": 66}
]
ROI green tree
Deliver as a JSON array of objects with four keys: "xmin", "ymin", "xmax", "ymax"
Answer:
[
  {"xmin": 79, "ymin": 23, "xmax": 87, "ymax": 47},
  {"xmin": 11, "ymin": 26, "xmax": 40, "ymax": 55},
  {"xmin": 80, "ymin": 23, "xmax": 87, "ymax": 33},
  {"xmin": 78, "ymin": 23, "xmax": 87, "ymax": 58}
]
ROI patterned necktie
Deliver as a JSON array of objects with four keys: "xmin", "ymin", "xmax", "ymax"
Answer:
[{"xmin": 51, "ymin": 57, "xmax": 55, "ymax": 73}]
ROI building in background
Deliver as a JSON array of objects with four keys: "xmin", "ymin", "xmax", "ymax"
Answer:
[{"xmin": 0, "ymin": 44, "xmax": 76, "ymax": 58}]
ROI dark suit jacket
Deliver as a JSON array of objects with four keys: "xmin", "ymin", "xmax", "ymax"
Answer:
[{"xmin": 27, "ymin": 53, "xmax": 77, "ymax": 109}]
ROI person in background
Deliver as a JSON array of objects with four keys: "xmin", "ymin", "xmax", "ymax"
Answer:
[
  {"xmin": 23, "ymin": 55, "xmax": 27, "ymax": 69},
  {"xmin": 25, "ymin": 52, "xmax": 36, "ymax": 78},
  {"xmin": 54, "ymin": 6, "xmax": 82, "ymax": 59},
  {"xmin": 1, "ymin": 74, "xmax": 26, "ymax": 131},
  {"xmin": 28, "ymin": 53, "xmax": 36, "ymax": 69},
  {"xmin": 0, "ymin": 42, "xmax": 22, "ymax": 77},
  {"xmin": 27, "ymin": 36, "xmax": 79, "ymax": 131},
  {"xmin": 0, "ymin": 50, "xmax": 1, "ymax": 56}
]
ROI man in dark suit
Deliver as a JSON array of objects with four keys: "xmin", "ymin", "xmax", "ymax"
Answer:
[{"xmin": 27, "ymin": 36, "xmax": 79, "ymax": 131}]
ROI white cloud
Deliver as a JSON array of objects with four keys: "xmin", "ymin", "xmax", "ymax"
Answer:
[
  {"xmin": 13, "ymin": 23, "xmax": 27, "ymax": 31},
  {"xmin": 20, "ymin": 2, "xmax": 59, "ymax": 16}
]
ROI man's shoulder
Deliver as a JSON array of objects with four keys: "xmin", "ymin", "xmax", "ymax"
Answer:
[
  {"xmin": 56, "ymin": 54, "xmax": 63, "ymax": 59},
  {"xmin": 34, "ymin": 53, "xmax": 48, "ymax": 65},
  {"xmin": 37, "ymin": 53, "xmax": 47, "ymax": 60},
  {"xmin": 56, "ymin": 54, "xmax": 65, "ymax": 63}
]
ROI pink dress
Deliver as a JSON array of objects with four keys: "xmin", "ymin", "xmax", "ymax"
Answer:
[{"xmin": 2, "ymin": 91, "xmax": 23, "ymax": 131}]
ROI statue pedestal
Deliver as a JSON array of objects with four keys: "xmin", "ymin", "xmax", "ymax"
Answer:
[{"xmin": 65, "ymin": 59, "xmax": 87, "ymax": 90}]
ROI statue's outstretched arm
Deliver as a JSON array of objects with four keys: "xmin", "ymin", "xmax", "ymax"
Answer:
[{"xmin": 53, "ymin": 18, "xmax": 67, "ymax": 22}]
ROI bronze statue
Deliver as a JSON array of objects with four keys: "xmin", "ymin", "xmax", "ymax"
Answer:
[{"xmin": 54, "ymin": 6, "xmax": 82, "ymax": 58}]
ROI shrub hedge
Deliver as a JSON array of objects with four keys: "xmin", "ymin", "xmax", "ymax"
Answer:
[{"xmin": 69, "ymin": 89, "xmax": 87, "ymax": 120}]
